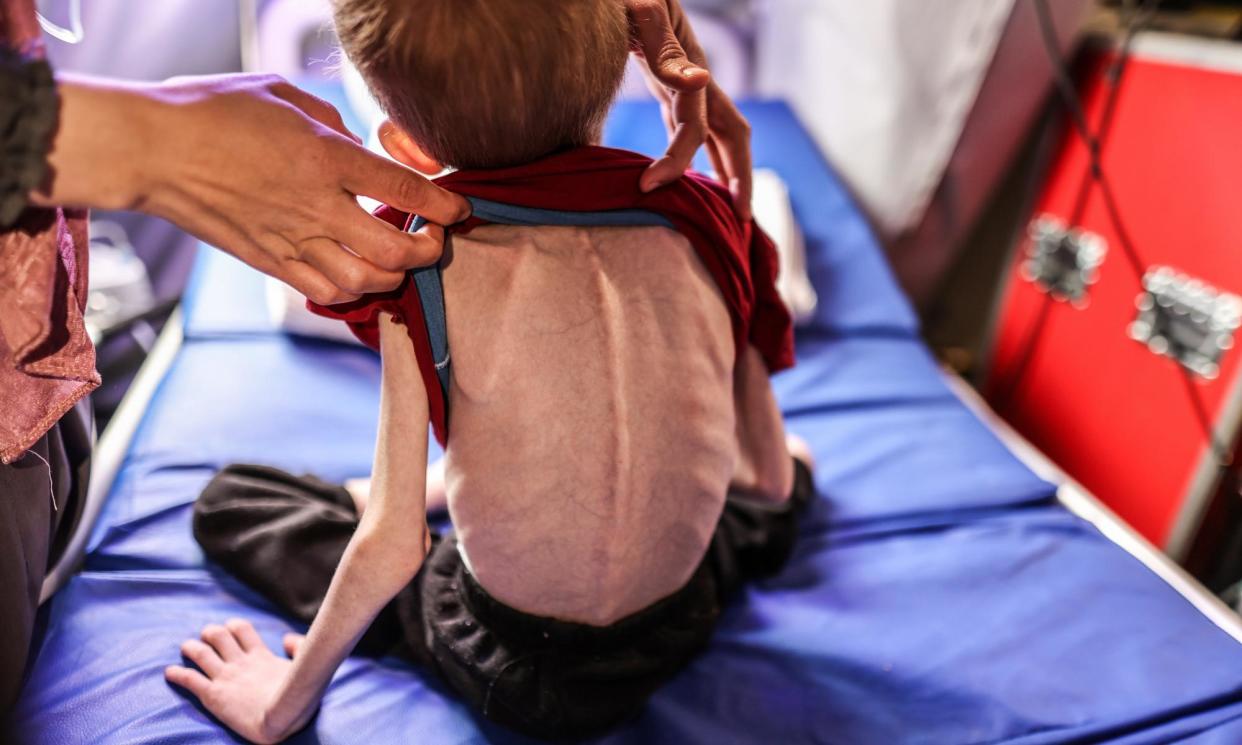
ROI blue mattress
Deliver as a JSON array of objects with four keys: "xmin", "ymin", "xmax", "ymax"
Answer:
[{"xmin": 13, "ymin": 99, "xmax": 1242, "ymax": 744}]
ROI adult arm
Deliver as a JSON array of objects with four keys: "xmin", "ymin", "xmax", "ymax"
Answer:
[
  {"xmin": 626, "ymin": 0, "xmax": 754, "ymax": 220},
  {"xmin": 31, "ymin": 74, "xmax": 471, "ymax": 305},
  {"xmin": 165, "ymin": 313, "xmax": 431, "ymax": 744},
  {"xmin": 0, "ymin": 0, "xmax": 40, "ymax": 48}
]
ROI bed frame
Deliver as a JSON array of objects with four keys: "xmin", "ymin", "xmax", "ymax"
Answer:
[
  {"xmin": 41, "ymin": 298, "xmax": 1242, "ymax": 650},
  {"xmin": 39, "ymin": 308, "xmax": 184, "ymax": 604}
]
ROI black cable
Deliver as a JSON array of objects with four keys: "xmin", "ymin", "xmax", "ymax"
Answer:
[
  {"xmin": 1003, "ymin": 0, "xmax": 1236, "ymax": 475},
  {"xmin": 1085, "ymin": 38, "xmax": 1234, "ymax": 471},
  {"xmin": 1034, "ymin": 0, "xmax": 1099, "ymax": 156},
  {"xmin": 995, "ymin": 0, "xmax": 1151, "ymax": 412},
  {"xmin": 1093, "ymin": 171, "xmax": 1148, "ymax": 279},
  {"xmin": 1040, "ymin": 0, "xmax": 1152, "ymax": 225},
  {"xmin": 1096, "ymin": 166, "xmax": 1235, "ymax": 467}
]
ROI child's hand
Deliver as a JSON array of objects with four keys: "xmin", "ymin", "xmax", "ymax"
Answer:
[{"xmin": 165, "ymin": 619, "xmax": 309, "ymax": 744}]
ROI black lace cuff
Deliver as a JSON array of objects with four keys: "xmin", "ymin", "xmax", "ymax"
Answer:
[{"xmin": 0, "ymin": 47, "xmax": 58, "ymax": 228}]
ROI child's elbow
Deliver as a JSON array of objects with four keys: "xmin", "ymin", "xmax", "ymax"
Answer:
[
  {"xmin": 754, "ymin": 459, "xmax": 795, "ymax": 505},
  {"xmin": 730, "ymin": 453, "xmax": 795, "ymax": 505},
  {"xmin": 353, "ymin": 522, "xmax": 429, "ymax": 583}
]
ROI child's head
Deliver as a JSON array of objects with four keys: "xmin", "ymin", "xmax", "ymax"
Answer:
[{"xmin": 333, "ymin": 0, "xmax": 629, "ymax": 173}]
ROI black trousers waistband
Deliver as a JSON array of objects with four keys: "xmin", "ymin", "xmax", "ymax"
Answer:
[{"xmin": 452, "ymin": 542, "xmax": 716, "ymax": 655}]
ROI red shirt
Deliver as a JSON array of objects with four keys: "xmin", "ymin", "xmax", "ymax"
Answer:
[{"xmin": 310, "ymin": 146, "xmax": 794, "ymax": 445}]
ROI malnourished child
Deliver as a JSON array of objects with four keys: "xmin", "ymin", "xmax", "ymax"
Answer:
[{"xmin": 169, "ymin": 0, "xmax": 814, "ymax": 741}]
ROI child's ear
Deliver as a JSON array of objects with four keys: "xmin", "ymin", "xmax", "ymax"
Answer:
[{"xmin": 379, "ymin": 120, "xmax": 442, "ymax": 175}]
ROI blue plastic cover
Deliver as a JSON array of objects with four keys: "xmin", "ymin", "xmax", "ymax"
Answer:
[{"xmin": 13, "ymin": 96, "xmax": 1242, "ymax": 744}]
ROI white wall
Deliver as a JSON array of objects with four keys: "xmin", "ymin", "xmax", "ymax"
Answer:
[{"xmin": 754, "ymin": 0, "xmax": 1091, "ymax": 304}]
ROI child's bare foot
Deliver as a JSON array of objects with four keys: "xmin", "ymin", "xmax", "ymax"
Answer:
[
  {"xmin": 786, "ymin": 433, "xmax": 815, "ymax": 471},
  {"xmin": 344, "ymin": 478, "xmax": 371, "ymax": 516},
  {"xmin": 283, "ymin": 632, "xmax": 305, "ymax": 658},
  {"xmin": 343, "ymin": 459, "xmax": 448, "ymax": 518},
  {"xmin": 425, "ymin": 459, "xmax": 448, "ymax": 514}
]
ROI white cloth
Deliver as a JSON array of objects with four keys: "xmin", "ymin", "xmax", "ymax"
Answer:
[
  {"xmin": 889, "ymin": 0, "xmax": 1091, "ymax": 304},
  {"xmin": 754, "ymin": 0, "xmax": 1017, "ymax": 240},
  {"xmin": 754, "ymin": 0, "xmax": 1091, "ymax": 304}
]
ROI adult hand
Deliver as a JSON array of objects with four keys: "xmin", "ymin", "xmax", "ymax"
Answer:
[
  {"xmin": 626, "ymin": 0, "xmax": 753, "ymax": 220},
  {"xmin": 33, "ymin": 74, "xmax": 472, "ymax": 306}
]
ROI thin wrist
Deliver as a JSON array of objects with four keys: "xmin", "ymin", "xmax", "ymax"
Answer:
[
  {"xmin": 258, "ymin": 687, "xmax": 294, "ymax": 743},
  {"xmin": 262, "ymin": 667, "xmax": 317, "ymax": 740},
  {"xmin": 257, "ymin": 701, "xmax": 290, "ymax": 745}
]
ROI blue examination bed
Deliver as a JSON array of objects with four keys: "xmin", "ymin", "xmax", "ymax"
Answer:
[{"xmin": 13, "ymin": 99, "xmax": 1242, "ymax": 744}]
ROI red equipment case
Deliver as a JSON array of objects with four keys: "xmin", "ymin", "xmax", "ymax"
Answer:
[{"xmin": 985, "ymin": 34, "xmax": 1242, "ymax": 562}]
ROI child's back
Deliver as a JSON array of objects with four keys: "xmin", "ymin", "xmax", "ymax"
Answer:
[
  {"xmin": 314, "ymin": 0, "xmax": 798, "ymax": 625},
  {"xmin": 444, "ymin": 221, "xmax": 783, "ymax": 624}
]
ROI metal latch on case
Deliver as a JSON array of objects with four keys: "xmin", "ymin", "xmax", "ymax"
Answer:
[
  {"xmin": 1021, "ymin": 215, "xmax": 1107, "ymax": 307},
  {"xmin": 1129, "ymin": 266, "xmax": 1242, "ymax": 380}
]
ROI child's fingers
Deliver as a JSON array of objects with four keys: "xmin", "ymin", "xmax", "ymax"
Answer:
[
  {"xmin": 201, "ymin": 624, "xmax": 244, "ymax": 662},
  {"xmin": 225, "ymin": 619, "xmax": 264, "ymax": 653},
  {"xmin": 180, "ymin": 639, "xmax": 224, "ymax": 676},
  {"xmin": 165, "ymin": 665, "xmax": 212, "ymax": 698}
]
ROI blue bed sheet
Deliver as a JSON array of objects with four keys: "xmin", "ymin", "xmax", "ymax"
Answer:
[{"xmin": 13, "ymin": 100, "xmax": 1242, "ymax": 744}]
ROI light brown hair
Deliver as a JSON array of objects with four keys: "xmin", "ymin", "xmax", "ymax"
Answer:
[{"xmin": 333, "ymin": 0, "xmax": 629, "ymax": 170}]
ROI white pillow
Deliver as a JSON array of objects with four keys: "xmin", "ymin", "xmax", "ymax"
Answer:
[{"xmin": 753, "ymin": 168, "xmax": 817, "ymax": 324}]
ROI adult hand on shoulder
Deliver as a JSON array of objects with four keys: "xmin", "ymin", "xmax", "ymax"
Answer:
[
  {"xmin": 33, "ymin": 74, "xmax": 472, "ymax": 306},
  {"xmin": 625, "ymin": 0, "xmax": 753, "ymax": 220}
]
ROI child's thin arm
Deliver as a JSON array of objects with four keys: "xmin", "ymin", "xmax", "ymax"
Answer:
[
  {"xmin": 730, "ymin": 343, "xmax": 795, "ymax": 503},
  {"xmin": 165, "ymin": 313, "xmax": 429, "ymax": 744},
  {"xmin": 264, "ymin": 313, "xmax": 430, "ymax": 732}
]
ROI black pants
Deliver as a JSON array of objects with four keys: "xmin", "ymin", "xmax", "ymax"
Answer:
[
  {"xmin": 0, "ymin": 402, "xmax": 91, "ymax": 714},
  {"xmin": 194, "ymin": 461, "xmax": 813, "ymax": 741}
]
